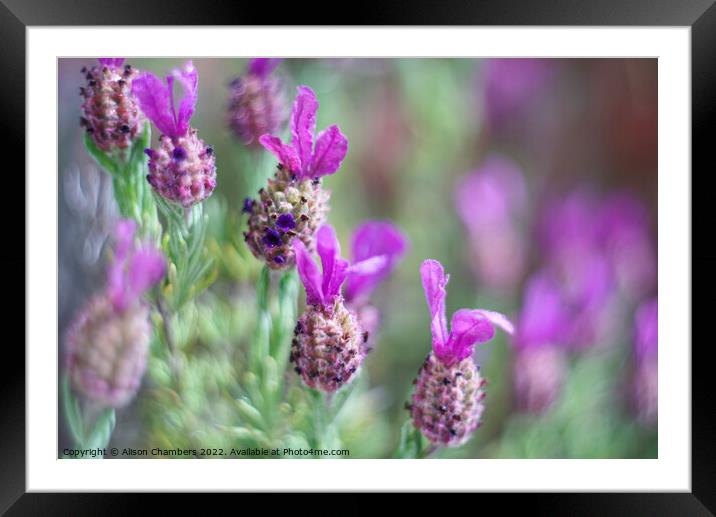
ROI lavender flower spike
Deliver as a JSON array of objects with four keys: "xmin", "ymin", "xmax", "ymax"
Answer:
[
  {"xmin": 227, "ymin": 58, "xmax": 287, "ymax": 146},
  {"xmin": 80, "ymin": 58, "xmax": 145, "ymax": 152},
  {"xmin": 290, "ymin": 225, "xmax": 384, "ymax": 392},
  {"xmin": 245, "ymin": 86, "xmax": 348, "ymax": 269},
  {"xmin": 133, "ymin": 61, "xmax": 216, "ymax": 208},
  {"xmin": 629, "ymin": 298, "xmax": 658, "ymax": 426},
  {"xmin": 410, "ymin": 259, "xmax": 513, "ymax": 447},
  {"xmin": 511, "ymin": 271, "xmax": 568, "ymax": 414},
  {"xmin": 66, "ymin": 219, "xmax": 166, "ymax": 408}
]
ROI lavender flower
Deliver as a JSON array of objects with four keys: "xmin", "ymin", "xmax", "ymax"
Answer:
[
  {"xmin": 290, "ymin": 225, "xmax": 383, "ymax": 392},
  {"xmin": 597, "ymin": 193, "xmax": 657, "ymax": 300},
  {"xmin": 511, "ymin": 272, "xmax": 568, "ymax": 414},
  {"xmin": 410, "ymin": 260, "xmax": 513, "ymax": 447},
  {"xmin": 227, "ymin": 58, "xmax": 287, "ymax": 146},
  {"xmin": 539, "ymin": 190, "xmax": 617, "ymax": 350},
  {"xmin": 455, "ymin": 154, "xmax": 528, "ymax": 292},
  {"xmin": 245, "ymin": 86, "xmax": 348, "ymax": 269},
  {"xmin": 629, "ymin": 298, "xmax": 658, "ymax": 426},
  {"xmin": 133, "ymin": 61, "xmax": 216, "ymax": 208},
  {"xmin": 343, "ymin": 221, "xmax": 408, "ymax": 341},
  {"xmin": 80, "ymin": 58, "xmax": 145, "ymax": 152},
  {"xmin": 66, "ymin": 220, "xmax": 166, "ymax": 408}
]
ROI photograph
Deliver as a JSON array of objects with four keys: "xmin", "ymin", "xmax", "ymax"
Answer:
[{"xmin": 57, "ymin": 56, "xmax": 659, "ymax": 460}]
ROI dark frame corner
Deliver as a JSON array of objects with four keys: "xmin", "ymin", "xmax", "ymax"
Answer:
[{"xmin": 4, "ymin": 0, "xmax": 713, "ymax": 513}]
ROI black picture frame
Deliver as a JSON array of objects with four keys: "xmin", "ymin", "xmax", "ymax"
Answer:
[{"xmin": 4, "ymin": 0, "xmax": 712, "ymax": 513}]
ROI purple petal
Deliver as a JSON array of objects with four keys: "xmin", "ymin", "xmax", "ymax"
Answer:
[
  {"xmin": 124, "ymin": 247, "xmax": 166, "ymax": 305},
  {"xmin": 98, "ymin": 58, "xmax": 125, "ymax": 67},
  {"xmin": 172, "ymin": 61, "xmax": 198, "ymax": 136},
  {"xmin": 316, "ymin": 225, "xmax": 341, "ymax": 298},
  {"xmin": 443, "ymin": 309, "xmax": 497, "ymax": 364},
  {"xmin": 420, "ymin": 259, "xmax": 449, "ymax": 353},
  {"xmin": 258, "ymin": 134, "xmax": 301, "ymax": 173},
  {"xmin": 290, "ymin": 86, "xmax": 318, "ymax": 175},
  {"xmin": 325, "ymin": 258, "xmax": 350, "ymax": 303},
  {"xmin": 248, "ymin": 58, "xmax": 282, "ymax": 78},
  {"xmin": 132, "ymin": 72, "xmax": 177, "ymax": 136},
  {"xmin": 476, "ymin": 309, "xmax": 515, "ymax": 335},
  {"xmin": 310, "ymin": 125, "xmax": 348, "ymax": 178},
  {"xmin": 292, "ymin": 238, "xmax": 323, "ymax": 306},
  {"xmin": 344, "ymin": 221, "xmax": 408, "ymax": 302},
  {"xmin": 113, "ymin": 219, "xmax": 137, "ymax": 260},
  {"xmin": 347, "ymin": 255, "xmax": 388, "ymax": 277}
]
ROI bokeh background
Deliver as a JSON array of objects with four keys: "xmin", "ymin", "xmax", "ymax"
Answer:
[{"xmin": 59, "ymin": 58, "xmax": 657, "ymax": 458}]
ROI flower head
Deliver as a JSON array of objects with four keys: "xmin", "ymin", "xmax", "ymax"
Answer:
[
  {"xmin": 134, "ymin": 61, "xmax": 216, "ymax": 207},
  {"xmin": 228, "ymin": 58, "xmax": 287, "ymax": 146},
  {"xmin": 80, "ymin": 58, "xmax": 145, "ymax": 152},
  {"xmin": 259, "ymin": 86, "xmax": 348, "ymax": 180},
  {"xmin": 65, "ymin": 219, "xmax": 165, "ymax": 408},
  {"xmin": 344, "ymin": 221, "xmax": 408, "ymax": 304},
  {"xmin": 410, "ymin": 260, "xmax": 513, "ymax": 447},
  {"xmin": 289, "ymin": 225, "xmax": 385, "ymax": 392}
]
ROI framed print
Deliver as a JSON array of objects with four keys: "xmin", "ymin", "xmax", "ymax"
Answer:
[{"xmin": 5, "ymin": 0, "xmax": 713, "ymax": 512}]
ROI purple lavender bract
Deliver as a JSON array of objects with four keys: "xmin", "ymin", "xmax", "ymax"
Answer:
[
  {"xmin": 66, "ymin": 220, "xmax": 166, "ymax": 408},
  {"xmin": 410, "ymin": 260, "xmax": 513, "ymax": 447},
  {"xmin": 133, "ymin": 61, "xmax": 217, "ymax": 208}
]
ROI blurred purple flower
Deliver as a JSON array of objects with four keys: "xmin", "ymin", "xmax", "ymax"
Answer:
[
  {"xmin": 511, "ymin": 272, "xmax": 568, "ymax": 414},
  {"xmin": 228, "ymin": 58, "xmax": 287, "ymax": 146},
  {"xmin": 634, "ymin": 297, "xmax": 658, "ymax": 362},
  {"xmin": 344, "ymin": 221, "xmax": 408, "ymax": 304},
  {"xmin": 293, "ymin": 224, "xmax": 385, "ymax": 307},
  {"xmin": 538, "ymin": 190, "xmax": 618, "ymax": 350},
  {"xmin": 630, "ymin": 297, "xmax": 658, "ymax": 426},
  {"xmin": 455, "ymin": 154, "xmax": 528, "ymax": 292},
  {"xmin": 514, "ymin": 271, "xmax": 568, "ymax": 350},
  {"xmin": 107, "ymin": 219, "xmax": 166, "ymax": 312},
  {"xmin": 260, "ymin": 86, "xmax": 348, "ymax": 179},
  {"xmin": 482, "ymin": 58, "xmax": 553, "ymax": 129},
  {"xmin": 598, "ymin": 193, "xmax": 657, "ymax": 299},
  {"xmin": 420, "ymin": 259, "xmax": 513, "ymax": 366}
]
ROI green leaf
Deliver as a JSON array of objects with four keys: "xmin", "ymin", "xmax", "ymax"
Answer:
[
  {"xmin": 61, "ymin": 374, "xmax": 85, "ymax": 446},
  {"xmin": 84, "ymin": 408, "xmax": 116, "ymax": 451},
  {"xmin": 83, "ymin": 132, "xmax": 119, "ymax": 177}
]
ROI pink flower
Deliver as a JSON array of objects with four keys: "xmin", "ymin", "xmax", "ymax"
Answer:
[
  {"xmin": 260, "ymin": 86, "xmax": 348, "ymax": 180},
  {"xmin": 420, "ymin": 259, "xmax": 513, "ymax": 366}
]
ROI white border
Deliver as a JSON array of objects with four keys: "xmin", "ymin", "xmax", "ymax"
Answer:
[{"xmin": 28, "ymin": 27, "xmax": 690, "ymax": 491}]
